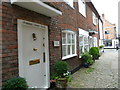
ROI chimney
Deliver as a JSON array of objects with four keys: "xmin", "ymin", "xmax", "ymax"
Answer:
[
  {"xmin": 113, "ymin": 24, "xmax": 116, "ymax": 26},
  {"xmin": 102, "ymin": 14, "xmax": 105, "ymax": 19}
]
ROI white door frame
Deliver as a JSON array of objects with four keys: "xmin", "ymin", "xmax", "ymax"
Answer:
[{"xmin": 17, "ymin": 19, "xmax": 50, "ymax": 88}]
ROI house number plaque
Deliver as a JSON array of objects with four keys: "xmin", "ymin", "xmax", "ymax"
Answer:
[
  {"xmin": 54, "ymin": 41, "xmax": 60, "ymax": 47},
  {"xmin": 29, "ymin": 59, "xmax": 40, "ymax": 65}
]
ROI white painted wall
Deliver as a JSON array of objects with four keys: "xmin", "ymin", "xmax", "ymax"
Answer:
[
  {"xmin": 93, "ymin": 37, "xmax": 98, "ymax": 47},
  {"xmin": 99, "ymin": 20, "xmax": 103, "ymax": 39},
  {"xmin": 79, "ymin": 28, "xmax": 89, "ymax": 36}
]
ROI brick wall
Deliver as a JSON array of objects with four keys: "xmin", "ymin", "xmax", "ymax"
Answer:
[
  {"xmin": 77, "ymin": 3, "xmax": 99, "ymax": 46},
  {"xmin": 102, "ymin": 14, "xmax": 116, "ymax": 39},
  {"xmin": 48, "ymin": 1, "xmax": 100, "ymax": 68},
  {"xmin": 49, "ymin": 2, "xmax": 81, "ymax": 72},
  {"xmin": 1, "ymin": 2, "xmax": 50, "ymax": 85},
  {"xmin": 1, "ymin": 1, "xmax": 100, "ymax": 86}
]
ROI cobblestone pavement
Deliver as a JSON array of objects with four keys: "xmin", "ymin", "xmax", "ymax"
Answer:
[{"xmin": 68, "ymin": 49, "xmax": 118, "ymax": 88}]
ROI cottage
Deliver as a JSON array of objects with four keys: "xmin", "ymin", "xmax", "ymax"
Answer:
[
  {"xmin": 102, "ymin": 14, "xmax": 118, "ymax": 48},
  {"xmin": 0, "ymin": 0, "xmax": 102, "ymax": 88}
]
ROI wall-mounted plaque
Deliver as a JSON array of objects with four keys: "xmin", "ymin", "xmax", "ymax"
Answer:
[
  {"xmin": 54, "ymin": 41, "xmax": 60, "ymax": 47},
  {"xmin": 29, "ymin": 59, "xmax": 40, "ymax": 65}
]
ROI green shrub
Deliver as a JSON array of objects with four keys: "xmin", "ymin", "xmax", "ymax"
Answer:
[
  {"xmin": 2, "ymin": 77, "xmax": 28, "ymax": 90},
  {"xmin": 86, "ymin": 59, "xmax": 94, "ymax": 65},
  {"xmin": 94, "ymin": 47, "xmax": 99, "ymax": 53},
  {"xmin": 89, "ymin": 47, "xmax": 100, "ymax": 60},
  {"xmin": 99, "ymin": 45, "xmax": 104, "ymax": 49},
  {"xmin": 81, "ymin": 53, "xmax": 94, "ymax": 65},
  {"xmin": 51, "ymin": 73, "xmax": 58, "ymax": 80},
  {"xmin": 95, "ymin": 47, "xmax": 100, "ymax": 57},
  {"xmin": 54, "ymin": 61, "xmax": 68, "ymax": 78},
  {"xmin": 81, "ymin": 53, "xmax": 92, "ymax": 62}
]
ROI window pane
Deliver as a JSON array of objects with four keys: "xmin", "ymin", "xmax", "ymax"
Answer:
[
  {"xmin": 67, "ymin": 33, "xmax": 71, "ymax": 44},
  {"xmin": 84, "ymin": 36, "xmax": 88, "ymax": 45},
  {"xmin": 93, "ymin": 12, "xmax": 97, "ymax": 25},
  {"xmin": 79, "ymin": 0, "xmax": 86, "ymax": 17},
  {"xmin": 65, "ymin": 0, "xmax": 73, "ymax": 7},
  {"xmin": 67, "ymin": 45, "xmax": 71, "ymax": 55},
  {"xmin": 89, "ymin": 38, "xmax": 93, "ymax": 48},
  {"xmin": 62, "ymin": 45, "xmax": 66, "ymax": 57},
  {"xmin": 62, "ymin": 33, "xmax": 66, "ymax": 44},
  {"xmin": 84, "ymin": 45, "xmax": 89, "ymax": 52},
  {"xmin": 79, "ymin": 46, "xmax": 83, "ymax": 55},
  {"xmin": 72, "ymin": 34, "xmax": 75, "ymax": 44},
  {"xmin": 105, "ymin": 31, "xmax": 110, "ymax": 34},
  {"xmin": 72, "ymin": 45, "xmax": 75, "ymax": 54},
  {"xmin": 62, "ymin": 31, "xmax": 76, "ymax": 58},
  {"xmin": 79, "ymin": 35, "xmax": 83, "ymax": 46},
  {"xmin": 79, "ymin": 35, "xmax": 84, "ymax": 55}
]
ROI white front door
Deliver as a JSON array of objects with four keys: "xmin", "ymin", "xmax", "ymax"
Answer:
[{"xmin": 18, "ymin": 20, "xmax": 50, "ymax": 88}]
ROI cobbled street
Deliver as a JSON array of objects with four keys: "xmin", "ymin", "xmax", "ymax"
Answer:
[{"xmin": 68, "ymin": 49, "xmax": 118, "ymax": 88}]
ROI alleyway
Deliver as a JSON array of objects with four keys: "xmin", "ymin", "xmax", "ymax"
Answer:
[{"xmin": 68, "ymin": 49, "xmax": 118, "ymax": 88}]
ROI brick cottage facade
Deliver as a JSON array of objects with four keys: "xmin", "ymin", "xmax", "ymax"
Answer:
[
  {"xmin": 0, "ymin": 0, "xmax": 102, "ymax": 88},
  {"xmin": 102, "ymin": 14, "xmax": 118, "ymax": 48},
  {"xmin": 48, "ymin": 1, "xmax": 101, "ymax": 71}
]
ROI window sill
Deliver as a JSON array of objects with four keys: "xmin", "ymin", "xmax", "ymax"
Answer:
[
  {"xmin": 93, "ymin": 23, "xmax": 97, "ymax": 26},
  {"xmin": 62, "ymin": 54, "xmax": 77, "ymax": 60}
]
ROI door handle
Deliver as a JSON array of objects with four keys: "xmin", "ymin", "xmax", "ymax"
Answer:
[{"xmin": 43, "ymin": 52, "xmax": 45, "ymax": 63}]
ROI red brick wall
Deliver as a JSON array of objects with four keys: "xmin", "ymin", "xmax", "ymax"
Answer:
[
  {"xmin": 71, "ymin": 2, "xmax": 99, "ymax": 31},
  {"xmin": 48, "ymin": 2, "xmax": 100, "ymax": 68},
  {"xmin": 1, "ymin": 2, "xmax": 50, "ymax": 85},
  {"xmin": 1, "ymin": 1, "xmax": 100, "ymax": 86},
  {"xmin": 49, "ymin": 2, "xmax": 81, "ymax": 71},
  {"xmin": 102, "ymin": 15, "xmax": 116, "ymax": 40},
  {"xmin": 76, "ymin": 3, "xmax": 99, "ymax": 46}
]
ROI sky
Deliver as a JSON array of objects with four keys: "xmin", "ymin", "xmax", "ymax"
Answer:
[{"xmin": 91, "ymin": 0, "xmax": 119, "ymax": 33}]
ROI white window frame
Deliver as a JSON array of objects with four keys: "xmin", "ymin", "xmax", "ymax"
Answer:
[
  {"xmin": 64, "ymin": 0, "xmax": 74, "ymax": 8},
  {"xmin": 84, "ymin": 36, "xmax": 89, "ymax": 52},
  {"xmin": 79, "ymin": 35, "xmax": 89, "ymax": 58},
  {"xmin": 62, "ymin": 30, "xmax": 77, "ymax": 60},
  {"xmin": 93, "ymin": 37, "xmax": 98, "ymax": 47},
  {"xmin": 79, "ymin": 35, "xmax": 84, "ymax": 55},
  {"xmin": 89, "ymin": 36, "xmax": 94, "ymax": 48},
  {"xmin": 92, "ymin": 12, "xmax": 98, "ymax": 25},
  {"xmin": 78, "ymin": 0, "xmax": 86, "ymax": 17},
  {"xmin": 79, "ymin": 28, "xmax": 89, "ymax": 58}
]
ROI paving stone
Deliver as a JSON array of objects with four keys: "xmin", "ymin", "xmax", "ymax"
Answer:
[{"xmin": 68, "ymin": 49, "xmax": 118, "ymax": 88}]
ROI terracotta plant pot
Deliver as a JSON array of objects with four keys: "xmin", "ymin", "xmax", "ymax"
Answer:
[
  {"xmin": 56, "ymin": 78, "xmax": 67, "ymax": 88},
  {"xmin": 50, "ymin": 80, "xmax": 56, "ymax": 89}
]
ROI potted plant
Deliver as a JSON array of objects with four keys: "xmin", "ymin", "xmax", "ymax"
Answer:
[
  {"xmin": 94, "ymin": 47, "xmax": 100, "ymax": 59},
  {"xmin": 99, "ymin": 45, "xmax": 104, "ymax": 53},
  {"xmin": 99, "ymin": 45, "xmax": 104, "ymax": 49},
  {"xmin": 81, "ymin": 53, "xmax": 94, "ymax": 68},
  {"xmin": 89, "ymin": 47, "xmax": 100, "ymax": 60},
  {"xmin": 2, "ymin": 77, "xmax": 28, "ymax": 90},
  {"xmin": 52, "ymin": 61, "xmax": 72, "ymax": 88}
]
